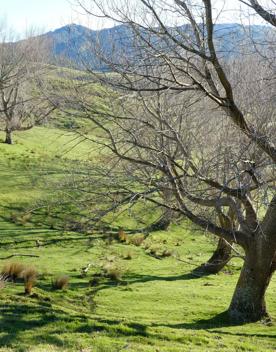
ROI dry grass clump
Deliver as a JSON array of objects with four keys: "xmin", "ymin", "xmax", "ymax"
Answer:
[
  {"xmin": 160, "ymin": 249, "xmax": 173, "ymax": 258},
  {"xmin": 142, "ymin": 242, "xmax": 150, "ymax": 250},
  {"xmin": 1, "ymin": 262, "xmax": 25, "ymax": 281},
  {"xmin": 122, "ymin": 250, "xmax": 133, "ymax": 260},
  {"xmin": 118, "ymin": 228, "xmax": 128, "ymax": 242},
  {"xmin": 20, "ymin": 266, "xmax": 38, "ymax": 295},
  {"xmin": 19, "ymin": 213, "xmax": 32, "ymax": 225},
  {"xmin": 52, "ymin": 275, "xmax": 70, "ymax": 290},
  {"xmin": 1, "ymin": 262, "xmax": 38, "ymax": 294},
  {"xmin": 10, "ymin": 213, "xmax": 19, "ymax": 224},
  {"xmin": 128, "ymin": 234, "xmax": 145, "ymax": 247},
  {"xmin": 146, "ymin": 246, "xmax": 173, "ymax": 258},
  {"xmin": 102, "ymin": 263, "xmax": 125, "ymax": 282}
]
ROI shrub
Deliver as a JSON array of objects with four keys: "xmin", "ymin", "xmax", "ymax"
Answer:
[
  {"xmin": 2, "ymin": 262, "xmax": 25, "ymax": 281},
  {"xmin": 52, "ymin": 275, "xmax": 69, "ymax": 290}
]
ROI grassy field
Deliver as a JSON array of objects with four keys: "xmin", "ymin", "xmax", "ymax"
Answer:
[{"xmin": 0, "ymin": 127, "xmax": 275, "ymax": 352}]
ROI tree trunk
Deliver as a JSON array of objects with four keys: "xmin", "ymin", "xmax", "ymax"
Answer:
[
  {"xmin": 194, "ymin": 238, "xmax": 232, "ymax": 274},
  {"xmin": 228, "ymin": 245, "xmax": 275, "ymax": 322},
  {"xmin": 5, "ymin": 130, "xmax": 13, "ymax": 145}
]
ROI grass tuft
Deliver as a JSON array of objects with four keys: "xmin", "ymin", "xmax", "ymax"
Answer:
[
  {"xmin": 128, "ymin": 234, "xmax": 145, "ymax": 246},
  {"xmin": 52, "ymin": 275, "xmax": 70, "ymax": 290},
  {"xmin": 102, "ymin": 263, "xmax": 125, "ymax": 282},
  {"xmin": 20, "ymin": 266, "xmax": 38, "ymax": 295},
  {"xmin": 2, "ymin": 262, "xmax": 25, "ymax": 281},
  {"xmin": 122, "ymin": 250, "xmax": 133, "ymax": 260}
]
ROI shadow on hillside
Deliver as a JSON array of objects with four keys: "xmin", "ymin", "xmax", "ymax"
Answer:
[
  {"xmin": 0, "ymin": 301, "xmax": 151, "ymax": 348},
  {"xmin": 35, "ymin": 271, "xmax": 204, "ymax": 296},
  {"xmin": 1, "ymin": 301, "xmax": 274, "ymax": 350},
  {"xmin": 82, "ymin": 270, "xmax": 214, "ymax": 298},
  {"xmin": 0, "ymin": 303, "xmax": 64, "ymax": 347}
]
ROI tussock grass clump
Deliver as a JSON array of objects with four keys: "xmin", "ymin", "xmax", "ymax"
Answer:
[
  {"xmin": 118, "ymin": 228, "xmax": 128, "ymax": 242},
  {"xmin": 21, "ymin": 266, "xmax": 38, "ymax": 295},
  {"xmin": 129, "ymin": 234, "xmax": 145, "ymax": 247},
  {"xmin": 122, "ymin": 250, "xmax": 133, "ymax": 260},
  {"xmin": 19, "ymin": 213, "xmax": 32, "ymax": 225},
  {"xmin": 160, "ymin": 249, "xmax": 173, "ymax": 258},
  {"xmin": 103, "ymin": 263, "xmax": 125, "ymax": 282},
  {"xmin": 52, "ymin": 275, "xmax": 70, "ymax": 290},
  {"xmin": 2, "ymin": 262, "xmax": 25, "ymax": 281},
  {"xmin": 146, "ymin": 246, "xmax": 174, "ymax": 259},
  {"xmin": 10, "ymin": 213, "xmax": 19, "ymax": 224}
]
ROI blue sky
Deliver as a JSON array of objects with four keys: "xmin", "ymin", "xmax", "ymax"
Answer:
[
  {"xmin": 0, "ymin": 0, "xmax": 76, "ymax": 34},
  {"xmin": 0, "ymin": 0, "xmax": 268, "ymax": 37}
]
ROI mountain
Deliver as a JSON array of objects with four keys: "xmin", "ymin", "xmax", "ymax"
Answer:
[
  {"xmin": 44, "ymin": 23, "xmax": 136, "ymax": 70},
  {"xmin": 43, "ymin": 23, "xmax": 272, "ymax": 70}
]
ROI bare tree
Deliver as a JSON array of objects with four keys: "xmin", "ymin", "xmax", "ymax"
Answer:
[
  {"xmin": 240, "ymin": 0, "xmax": 276, "ymax": 26},
  {"xmin": 66, "ymin": 0, "xmax": 276, "ymax": 323},
  {"xmin": 0, "ymin": 27, "xmax": 56, "ymax": 144}
]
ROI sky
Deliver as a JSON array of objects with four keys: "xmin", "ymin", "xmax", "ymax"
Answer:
[
  {"xmin": 0, "ymin": 0, "xmax": 271, "ymax": 37},
  {"xmin": 0, "ymin": 0, "xmax": 77, "ymax": 34}
]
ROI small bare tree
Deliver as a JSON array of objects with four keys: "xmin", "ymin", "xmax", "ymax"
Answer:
[{"xmin": 0, "ymin": 27, "xmax": 56, "ymax": 144}]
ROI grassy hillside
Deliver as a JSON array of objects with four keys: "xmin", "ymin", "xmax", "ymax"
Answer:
[{"xmin": 0, "ymin": 127, "xmax": 275, "ymax": 352}]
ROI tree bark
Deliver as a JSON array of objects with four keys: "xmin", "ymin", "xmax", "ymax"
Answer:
[
  {"xmin": 194, "ymin": 238, "xmax": 232, "ymax": 274},
  {"xmin": 228, "ymin": 245, "xmax": 275, "ymax": 322},
  {"xmin": 5, "ymin": 130, "xmax": 13, "ymax": 145}
]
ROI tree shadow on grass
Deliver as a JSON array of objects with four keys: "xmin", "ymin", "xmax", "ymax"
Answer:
[
  {"xmin": 0, "ymin": 299, "xmax": 274, "ymax": 350},
  {"xmin": 0, "ymin": 301, "xmax": 151, "ymax": 349},
  {"xmin": 125, "ymin": 272, "xmax": 208, "ymax": 284},
  {"xmin": 152, "ymin": 311, "xmax": 276, "ymax": 338},
  {"xmin": 0, "ymin": 303, "xmax": 62, "ymax": 347},
  {"xmin": 85, "ymin": 270, "xmax": 215, "ymax": 297},
  {"xmin": 153, "ymin": 311, "xmax": 236, "ymax": 330}
]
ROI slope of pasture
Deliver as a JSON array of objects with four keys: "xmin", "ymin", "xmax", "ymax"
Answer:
[{"xmin": 0, "ymin": 127, "xmax": 275, "ymax": 352}]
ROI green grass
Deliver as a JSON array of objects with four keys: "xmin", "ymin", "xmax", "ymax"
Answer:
[{"xmin": 0, "ymin": 127, "xmax": 275, "ymax": 352}]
